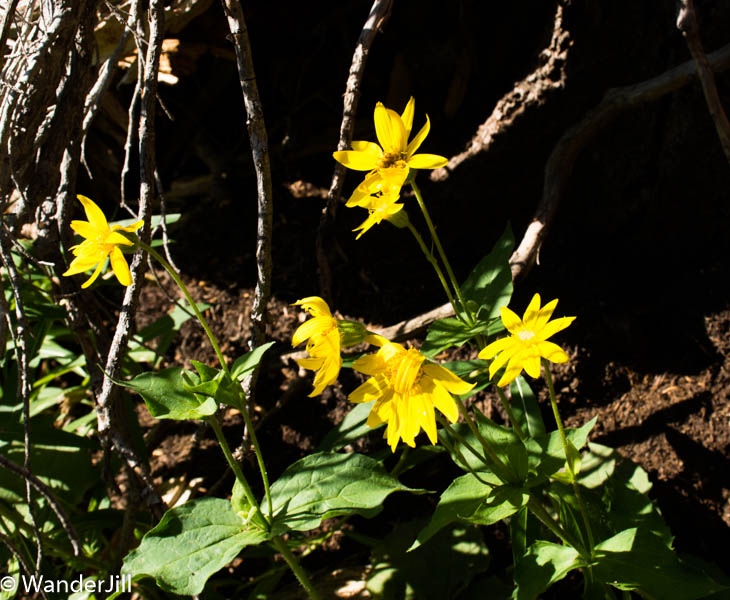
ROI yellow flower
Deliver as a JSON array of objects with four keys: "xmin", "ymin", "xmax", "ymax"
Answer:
[
  {"xmin": 63, "ymin": 195, "xmax": 143, "ymax": 288},
  {"xmin": 333, "ymin": 97, "xmax": 447, "ymax": 202},
  {"xmin": 348, "ymin": 171, "xmax": 405, "ymax": 239},
  {"xmin": 478, "ymin": 294, "xmax": 575, "ymax": 387},
  {"xmin": 349, "ymin": 340, "xmax": 475, "ymax": 452},
  {"xmin": 291, "ymin": 297, "xmax": 343, "ymax": 397}
]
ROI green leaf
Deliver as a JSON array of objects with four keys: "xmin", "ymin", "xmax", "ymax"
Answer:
[
  {"xmin": 368, "ymin": 522, "xmax": 490, "ymax": 600},
  {"xmin": 182, "ymin": 361, "xmax": 240, "ymax": 409},
  {"xmin": 268, "ymin": 452, "xmax": 418, "ymax": 534},
  {"xmin": 524, "ymin": 417, "xmax": 597, "ymax": 485},
  {"xmin": 509, "ymin": 376, "xmax": 545, "ymax": 438},
  {"xmin": 473, "ymin": 410, "xmax": 528, "ymax": 482},
  {"xmin": 513, "ymin": 541, "xmax": 584, "ymax": 600},
  {"xmin": 421, "ymin": 318, "xmax": 501, "ymax": 358},
  {"xmin": 592, "ymin": 528, "xmax": 729, "ymax": 599},
  {"xmin": 231, "ymin": 342, "xmax": 275, "ymax": 381},
  {"xmin": 410, "ymin": 473, "xmax": 492, "ymax": 550},
  {"xmin": 461, "ymin": 224, "xmax": 514, "ymax": 319},
  {"xmin": 122, "ymin": 498, "xmax": 268, "ymax": 595},
  {"xmin": 111, "ymin": 367, "xmax": 217, "ymax": 420},
  {"xmin": 470, "ymin": 484, "xmax": 529, "ymax": 526},
  {"xmin": 317, "ymin": 401, "xmax": 379, "ymax": 452}
]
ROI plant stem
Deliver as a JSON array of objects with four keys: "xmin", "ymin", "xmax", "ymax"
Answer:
[
  {"xmin": 435, "ymin": 417, "xmax": 495, "ymax": 487},
  {"xmin": 406, "ymin": 222, "xmax": 466, "ymax": 324},
  {"xmin": 271, "ymin": 536, "xmax": 321, "ymax": 600},
  {"xmin": 527, "ymin": 498, "xmax": 588, "ymax": 558},
  {"xmin": 495, "ymin": 386, "xmax": 526, "ymax": 440},
  {"xmin": 543, "ymin": 360, "xmax": 595, "ymax": 554},
  {"xmin": 410, "ymin": 180, "xmax": 473, "ymax": 324},
  {"xmin": 207, "ymin": 416, "xmax": 267, "ymax": 527},
  {"xmin": 453, "ymin": 396, "xmax": 515, "ymax": 483},
  {"xmin": 141, "ymin": 241, "xmax": 273, "ymax": 517}
]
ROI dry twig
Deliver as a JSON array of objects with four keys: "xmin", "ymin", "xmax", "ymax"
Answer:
[
  {"xmin": 676, "ymin": 0, "xmax": 730, "ymax": 163},
  {"xmin": 431, "ymin": 0, "xmax": 571, "ymax": 182},
  {"xmin": 220, "ymin": 0, "xmax": 273, "ymax": 419},
  {"xmin": 96, "ymin": 0, "xmax": 166, "ymax": 520},
  {"xmin": 316, "ymin": 0, "xmax": 394, "ymax": 302}
]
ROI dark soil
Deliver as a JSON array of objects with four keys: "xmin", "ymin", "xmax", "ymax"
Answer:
[{"xmin": 82, "ymin": 0, "xmax": 730, "ymax": 596}]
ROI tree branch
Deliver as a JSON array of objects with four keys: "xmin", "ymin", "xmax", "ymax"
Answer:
[
  {"xmin": 220, "ymin": 0, "xmax": 274, "ymax": 415},
  {"xmin": 676, "ymin": 0, "xmax": 730, "ymax": 163},
  {"xmin": 376, "ymin": 41, "xmax": 730, "ymax": 341}
]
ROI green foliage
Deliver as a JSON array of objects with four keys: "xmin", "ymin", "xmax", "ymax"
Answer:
[
  {"xmin": 122, "ymin": 498, "xmax": 269, "ymax": 596},
  {"xmin": 367, "ymin": 522, "xmax": 490, "ymax": 600},
  {"xmin": 268, "ymin": 452, "xmax": 419, "ymax": 535},
  {"xmin": 421, "ymin": 224, "xmax": 514, "ymax": 357},
  {"xmin": 513, "ymin": 541, "xmax": 584, "ymax": 600}
]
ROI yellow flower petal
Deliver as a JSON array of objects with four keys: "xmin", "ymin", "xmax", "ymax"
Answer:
[
  {"xmin": 406, "ymin": 153, "xmax": 448, "ymax": 170},
  {"xmin": 537, "ymin": 316, "xmax": 576, "ymax": 341},
  {"xmin": 522, "ymin": 293, "xmax": 543, "ymax": 330},
  {"xmin": 374, "ymin": 104, "xmax": 407, "ymax": 153},
  {"xmin": 478, "ymin": 336, "xmax": 514, "ymax": 360},
  {"xmin": 81, "ymin": 260, "xmax": 105, "ymax": 289},
  {"xmin": 110, "ymin": 246, "xmax": 132, "ymax": 286},
  {"xmin": 421, "ymin": 363, "xmax": 474, "ymax": 395},
  {"xmin": 70, "ymin": 220, "xmax": 99, "ymax": 239},
  {"xmin": 292, "ymin": 296, "xmax": 332, "ymax": 318},
  {"xmin": 488, "ymin": 341, "xmax": 522, "ymax": 379},
  {"xmin": 400, "ymin": 97, "xmax": 415, "ymax": 138},
  {"xmin": 534, "ymin": 298, "xmax": 558, "ymax": 331},
  {"xmin": 333, "ymin": 149, "xmax": 379, "ymax": 171},
  {"xmin": 77, "ymin": 195, "xmax": 109, "ymax": 230},
  {"xmin": 106, "ymin": 231, "xmax": 135, "ymax": 246},
  {"xmin": 406, "ymin": 115, "xmax": 430, "ymax": 157},
  {"xmin": 500, "ymin": 306, "xmax": 523, "ymax": 334},
  {"xmin": 428, "ymin": 379, "xmax": 459, "ymax": 423},
  {"xmin": 352, "ymin": 353, "xmax": 387, "ymax": 376},
  {"xmin": 537, "ymin": 341, "xmax": 569, "ymax": 363}
]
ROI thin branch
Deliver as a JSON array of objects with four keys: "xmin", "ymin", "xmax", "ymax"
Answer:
[
  {"xmin": 0, "ymin": 226, "xmax": 42, "ymax": 571},
  {"xmin": 374, "ymin": 41, "xmax": 730, "ymax": 341},
  {"xmin": 96, "ymin": 0, "xmax": 166, "ymax": 520},
  {"xmin": 0, "ymin": 453, "xmax": 81, "ymax": 557},
  {"xmin": 220, "ymin": 0, "xmax": 273, "ymax": 415},
  {"xmin": 431, "ymin": 0, "xmax": 571, "ymax": 182},
  {"xmin": 676, "ymin": 0, "xmax": 730, "ymax": 164},
  {"xmin": 316, "ymin": 0, "xmax": 393, "ymax": 302},
  {"xmin": 0, "ymin": 0, "xmax": 21, "ymax": 71}
]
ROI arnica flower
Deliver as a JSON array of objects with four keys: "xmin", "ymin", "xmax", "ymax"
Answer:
[
  {"xmin": 333, "ymin": 97, "xmax": 447, "ymax": 235},
  {"xmin": 291, "ymin": 297, "xmax": 344, "ymax": 397},
  {"xmin": 478, "ymin": 294, "xmax": 575, "ymax": 387},
  {"xmin": 347, "ymin": 170, "xmax": 407, "ymax": 239},
  {"xmin": 349, "ymin": 340, "xmax": 475, "ymax": 452},
  {"xmin": 63, "ymin": 195, "xmax": 142, "ymax": 288}
]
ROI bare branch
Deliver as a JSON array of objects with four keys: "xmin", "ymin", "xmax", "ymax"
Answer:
[
  {"xmin": 316, "ymin": 0, "xmax": 393, "ymax": 302},
  {"xmin": 676, "ymin": 0, "xmax": 730, "ymax": 163},
  {"xmin": 376, "ymin": 41, "xmax": 730, "ymax": 340},
  {"xmin": 220, "ymin": 0, "xmax": 273, "ymax": 415},
  {"xmin": 0, "ymin": 226, "xmax": 42, "ymax": 570},
  {"xmin": 96, "ymin": 0, "xmax": 166, "ymax": 519},
  {"xmin": 431, "ymin": 0, "xmax": 571, "ymax": 182}
]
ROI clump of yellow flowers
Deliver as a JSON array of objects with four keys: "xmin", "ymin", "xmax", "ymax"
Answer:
[
  {"xmin": 333, "ymin": 97, "xmax": 447, "ymax": 237},
  {"xmin": 63, "ymin": 195, "xmax": 142, "ymax": 288}
]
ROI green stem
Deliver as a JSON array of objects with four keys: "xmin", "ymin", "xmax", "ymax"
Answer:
[
  {"xmin": 410, "ymin": 180, "xmax": 473, "ymax": 324},
  {"xmin": 453, "ymin": 396, "xmax": 515, "ymax": 483},
  {"xmin": 527, "ymin": 498, "xmax": 588, "ymax": 558},
  {"xmin": 141, "ymin": 241, "xmax": 273, "ymax": 518},
  {"xmin": 495, "ymin": 386, "xmax": 525, "ymax": 440},
  {"xmin": 406, "ymin": 222, "xmax": 465, "ymax": 324},
  {"xmin": 543, "ymin": 360, "xmax": 595, "ymax": 554},
  {"xmin": 271, "ymin": 536, "xmax": 321, "ymax": 600},
  {"xmin": 435, "ymin": 416, "xmax": 495, "ymax": 487},
  {"xmin": 207, "ymin": 416, "xmax": 268, "ymax": 528}
]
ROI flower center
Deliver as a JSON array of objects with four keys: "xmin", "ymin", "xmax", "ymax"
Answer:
[
  {"xmin": 377, "ymin": 152, "xmax": 408, "ymax": 170},
  {"xmin": 517, "ymin": 329, "xmax": 535, "ymax": 342},
  {"xmin": 393, "ymin": 348, "xmax": 425, "ymax": 395}
]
